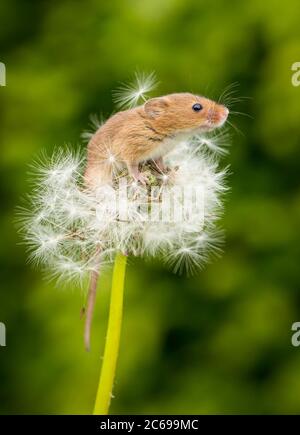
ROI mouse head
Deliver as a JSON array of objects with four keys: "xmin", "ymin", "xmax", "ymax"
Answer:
[{"xmin": 144, "ymin": 93, "xmax": 229, "ymax": 134}]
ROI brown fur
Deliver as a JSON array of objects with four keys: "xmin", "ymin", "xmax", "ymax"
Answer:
[{"xmin": 84, "ymin": 93, "xmax": 228, "ymax": 187}]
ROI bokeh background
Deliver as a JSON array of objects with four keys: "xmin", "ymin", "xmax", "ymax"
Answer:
[{"xmin": 1, "ymin": 0, "xmax": 300, "ymax": 414}]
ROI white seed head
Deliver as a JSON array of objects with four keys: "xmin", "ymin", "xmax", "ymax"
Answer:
[
  {"xmin": 20, "ymin": 71, "xmax": 230, "ymax": 285},
  {"xmin": 19, "ymin": 131, "xmax": 228, "ymax": 285}
]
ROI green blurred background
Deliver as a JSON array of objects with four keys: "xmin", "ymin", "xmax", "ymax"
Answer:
[{"xmin": 1, "ymin": 0, "xmax": 300, "ymax": 414}]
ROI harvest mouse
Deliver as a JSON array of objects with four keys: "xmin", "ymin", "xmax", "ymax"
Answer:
[
  {"xmin": 84, "ymin": 93, "xmax": 229, "ymax": 188},
  {"xmin": 82, "ymin": 93, "xmax": 229, "ymax": 350}
]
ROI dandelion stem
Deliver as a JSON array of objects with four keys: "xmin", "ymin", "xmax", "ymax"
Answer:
[{"xmin": 93, "ymin": 252, "xmax": 127, "ymax": 415}]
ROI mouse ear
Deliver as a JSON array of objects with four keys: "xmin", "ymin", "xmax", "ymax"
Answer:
[{"xmin": 144, "ymin": 97, "xmax": 169, "ymax": 118}]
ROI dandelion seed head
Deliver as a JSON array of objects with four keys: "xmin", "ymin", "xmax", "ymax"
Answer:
[
  {"xmin": 20, "ymin": 136, "xmax": 228, "ymax": 281},
  {"xmin": 20, "ymin": 75, "xmax": 230, "ymax": 281}
]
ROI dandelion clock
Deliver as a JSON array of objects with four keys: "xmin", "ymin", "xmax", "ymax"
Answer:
[{"xmin": 19, "ymin": 73, "xmax": 232, "ymax": 414}]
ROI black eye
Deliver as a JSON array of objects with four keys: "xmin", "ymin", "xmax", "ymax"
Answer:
[{"xmin": 192, "ymin": 103, "xmax": 203, "ymax": 112}]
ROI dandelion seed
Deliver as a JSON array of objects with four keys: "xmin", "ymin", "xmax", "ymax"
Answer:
[
  {"xmin": 112, "ymin": 72, "xmax": 158, "ymax": 109},
  {"xmin": 191, "ymin": 130, "xmax": 230, "ymax": 156},
  {"xmin": 166, "ymin": 244, "xmax": 204, "ymax": 276},
  {"xmin": 81, "ymin": 113, "xmax": 105, "ymax": 143}
]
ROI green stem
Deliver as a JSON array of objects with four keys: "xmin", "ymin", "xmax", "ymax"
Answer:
[{"xmin": 93, "ymin": 252, "xmax": 127, "ymax": 415}]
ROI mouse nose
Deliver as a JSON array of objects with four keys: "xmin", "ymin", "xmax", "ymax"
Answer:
[{"xmin": 220, "ymin": 106, "xmax": 229, "ymax": 121}]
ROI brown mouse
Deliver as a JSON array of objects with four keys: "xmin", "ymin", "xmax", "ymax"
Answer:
[
  {"xmin": 84, "ymin": 93, "xmax": 229, "ymax": 188},
  {"xmin": 82, "ymin": 92, "xmax": 228, "ymax": 350}
]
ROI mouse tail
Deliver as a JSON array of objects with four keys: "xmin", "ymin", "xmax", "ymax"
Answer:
[{"xmin": 83, "ymin": 268, "xmax": 100, "ymax": 351}]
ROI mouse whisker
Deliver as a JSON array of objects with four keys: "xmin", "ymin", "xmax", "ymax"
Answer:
[
  {"xmin": 226, "ymin": 119, "xmax": 245, "ymax": 137},
  {"xmin": 223, "ymin": 96, "xmax": 252, "ymax": 108},
  {"xmin": 229, "ymin": 110, "xmax": 253, "ymax": 119},
  {"xmin": 218, "ymin": 82, "xmax": 240, "ymax": 103}
]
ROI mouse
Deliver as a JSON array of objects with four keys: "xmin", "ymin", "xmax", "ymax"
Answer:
[
  {"xmin": 84, "ymin": 93, "xmax": 229, "ymax": 188},
  {"xmin": 82, "ymin": 92, "xmax": 229, "ymax": 350}
]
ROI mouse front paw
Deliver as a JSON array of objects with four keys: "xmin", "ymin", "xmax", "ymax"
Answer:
[
  {"xmin": 128, "ymin": 163, "xmax": 149, "ymax": 186},
  {"xmin": 153, "ymin": 157, "xmax": 167, "ymax": 173},
  {"xmin": 133, "ymin": 172, "xmax": 148, "ymax": 185}
]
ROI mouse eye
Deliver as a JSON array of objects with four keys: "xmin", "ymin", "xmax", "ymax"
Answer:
[{"xmin": 192, "ymin": 103, "xmax": 203, "ymax": 112}]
